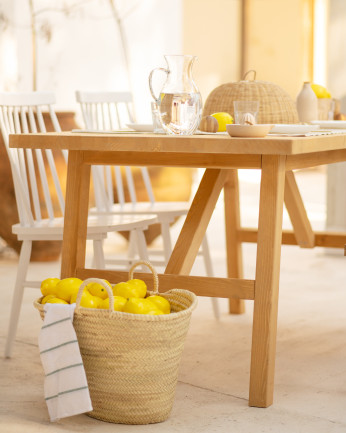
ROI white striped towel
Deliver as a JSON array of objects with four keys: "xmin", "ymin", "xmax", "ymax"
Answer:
[{"xmin": 38, "ymin": 303, "xmax": 92, "ymax": 422}]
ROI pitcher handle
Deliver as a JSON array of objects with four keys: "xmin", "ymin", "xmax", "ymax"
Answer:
[{"xmin": 149, "ymin": 67, "xmax": 168, "ymax": 102}]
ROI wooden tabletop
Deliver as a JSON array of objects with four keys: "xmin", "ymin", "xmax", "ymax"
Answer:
[{"xmin": 9, "ymin": 131, "xmax": 346, "ymax": 155}]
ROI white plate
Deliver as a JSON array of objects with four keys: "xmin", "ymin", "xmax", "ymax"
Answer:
[
  {"xmin": 126, "ymin": 123, "xmax": 154, "ymax": 132},
  {"xmin": 226, "ymin": 124, "xmax": 274, "ymax": 138},
  {"xmin": 310, "ymin": 120, "xmax": 346, "ymax": 129},
  {"xmin": 270, "ymin": 124, "xmax": 320, "ymax": 134}
]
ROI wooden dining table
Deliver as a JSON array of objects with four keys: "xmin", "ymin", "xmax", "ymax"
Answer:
[{"xmin": 10, "ymin": 130, "xmax": 346, "ymax": 408}]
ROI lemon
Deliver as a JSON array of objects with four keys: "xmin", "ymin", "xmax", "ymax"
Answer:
[
  {"xmin": 127, "ymin": 279, "xmax": 147, "ymax": 297},
  {"xmin": 123, "ymin": 298, "xmax": 163, "ymax": 315},
  {"xmin": 70, "ymin": 289, "xmax": 99, "ymax": 308},
  {"xmin": 41, "ymin": 294, "xmax": 57, "ymax": 304},
  {"xmin": 112, "ymin": 282, "xmax": 133, "ymax": 298},
  {"xmin": 311, "ymin": 83, "xmax": 331, "ymax": 99},
  {"xmin": 87, "ymin": 280, "xmax": 112, "ymax": 300},
  {"xmin": 40, "ymin": 278, "xmax": 60, "ymax": 297},
  {"xmin": 113, "ymin": 279, "xmax": 146, "ymax": 298},
  {"xmin": 45, "ymin": 297, "xmax": 69, "ymax": 305},
  {"xmin": 55, "ymin": 278, "xmax": 83, "ymax": 302},
  {"xmin": 147, "ymin": 310, "xmax": 164, "ymax": 315},
  {"xmin": 99, "ymin": 295, "xmax": 127, "ymax": 311},
  {"xmin": 146, "ymin": 295, "xmax": 171, "ymax": 314},
  {"xmin": 210, "ymin": 112, "xmax": 234, "ymax": 132}
]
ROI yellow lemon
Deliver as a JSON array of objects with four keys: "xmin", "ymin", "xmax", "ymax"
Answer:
[
  {"xmin": 99, "ymin": 295, "xmax": 127, "ymax": 311},
  {"xmin": 311, "ymin": 83, "xmax": 331, "ymax": 99},
  {"xmin": 146, "ymin": 295, "xmax": 171, "ymax": 314},
  {"xmin": 40, "ymin": 278, "xmax": 60, "ymax": 297},
  {"xmin": 147, "ymin": 309, "xmax": 164, "ymax": 315},
  {"xmin": 45, "ymin": 297, "xmax": 69, "ymax": 305},
  {"xmin": 113, "ymin": 280, "xmax": 146, "ymax": 298},
  {"xmin": 123, "ymin": 298, "xmax": 163, "ymax": 315},
  {"xmin": 55, "ymin": 278, "xmax": 83, "ymax": 302},
  {"xmin": 87, "ymin": 280, "xmax": 112, "ymax": 300},
  {"xmin": 41, "ymin": 294, "xmax": 56, "ymax": 304},
  {"xmin": 210, "ymin": 112, "xmax": 234, "ymax": 132},
  {"xmin": 70, "ymin": 289, "xmax": 99, "ymax": 308},
  {"xmin": 127, "ymin": 279, "xmax": 147, "ymax": 297}
]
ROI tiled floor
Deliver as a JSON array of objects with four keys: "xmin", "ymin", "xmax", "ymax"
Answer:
[{"xmin": 1, "ymin": 167, "xmax": 346, "ymax": 432}]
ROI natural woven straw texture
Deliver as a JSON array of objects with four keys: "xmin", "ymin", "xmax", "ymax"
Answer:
[
  {"xmin": 34, "ymin": 261, "xmax": 197, "ymax": 425},
  {"xmin": 203, "ymin": 70, "xmax": 299, "ymax": 124}
]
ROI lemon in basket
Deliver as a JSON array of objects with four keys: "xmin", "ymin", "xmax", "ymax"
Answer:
[
  {"xmin": 70, "ymin": 289, "xmax": 100, "ymax": 308},
  {"xmin": 99, "ymin": 295, "xmax": 127, "ymax": 311},
  {"xmin": 44, "ymin": 297, "xmax": 69, "ymax": 305},
  {"xmin": 41, "ymin": 277, "xmax": 60, "ymax": 297},
  {"xmin": 113, "ymin": 279, "xmax": 147, "ymax": 298},
  {"xmin": 55, "ymin": 277, "xmax": 83, "ymax": 302},
  {"xmin": 87, "ymin": 280, "xmax": 112, "ymax": 300},
  {"xmin": 123, "ymin": 298, "xmax": 163, "ymax": 315},
  {"xmin": 146, "ymin": 295, "xmax": 171, "ymax": 314},
  {"xmin": 41, "ymin": 294, "xmax": 56, "ymax": 304},
  {"xmin": 127, "ymin": 279, "xmax": 147, "ymax": 293}
]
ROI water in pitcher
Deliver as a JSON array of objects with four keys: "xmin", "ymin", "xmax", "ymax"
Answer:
[{"xmin": 159, "ymin": 92, "xmax": 202, "ymax": 135}]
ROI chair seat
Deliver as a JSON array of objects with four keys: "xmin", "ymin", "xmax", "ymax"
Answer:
[
  {"xmin": 90, "ymin": 201, "xmax": 190, "ymax": 219},
  {"xmin": 12, "ymin": 214, "xmax": 158, "ymax": 238}
]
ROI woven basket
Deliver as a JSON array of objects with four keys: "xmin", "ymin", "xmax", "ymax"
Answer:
[
  {"xmin": 202, "ymin": 70, "xmax": 299, "ymax": 124},
  {"xmin": 34, "ymin": 261, "xmax": 197, "ymax": 425}
]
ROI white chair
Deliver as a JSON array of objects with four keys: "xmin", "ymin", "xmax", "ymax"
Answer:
[
  {"xmin": 75, "ymin": 90, "xmax": 219, "ymax": 318},
  {"xmin": 0, "ymin": 91, "xmax": 158, "ymax": 358}
]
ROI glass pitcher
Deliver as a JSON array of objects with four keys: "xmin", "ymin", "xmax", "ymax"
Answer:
[{"xmin": 149, "ymin": 55, "xmax": 202, "ymax": 135}]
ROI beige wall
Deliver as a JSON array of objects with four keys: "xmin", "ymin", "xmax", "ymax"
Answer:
[
  {"xmin": 183, "ymin": 0, "xmax": 313, "ymax": 102},
  {"xmin": 244, "ymin": 0, "xmax": 313, "ymax": 98},
  {"xmin": 182, "ymin": 0, "xmax": 242, "ymax": 103}
]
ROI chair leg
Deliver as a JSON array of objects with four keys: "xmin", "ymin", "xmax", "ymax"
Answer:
[
  {"xmin": 4, "ymin": 240, "xmax": 32, "ymax": 358},
  {"xmin": 160, "ymin": 221, "xmax": 173, "ymax": 264},
  {"xmin": 134, "ymin": 229, "xmax": 150, "ymax": 271},
  {"xmin": 128, "ymin": 230, "xmax": 138, "ymax": 261},
  {"xmin": 201, "ymin": 235, "xmax": 220, "ymax": 319},
  {"xmin": 92, "ymin": 239, "xmax": 105, "ymax": 269},
  {"xmin": 201, "ymin": 235, "xmax": 213, "ymax": 276}
]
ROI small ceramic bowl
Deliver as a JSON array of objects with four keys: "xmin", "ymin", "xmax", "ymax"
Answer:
[{"xmin": 226, "ymin": 124, "xmax": 274, "ymax": 138}]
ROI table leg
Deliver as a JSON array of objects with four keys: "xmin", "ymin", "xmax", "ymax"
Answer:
[
  {"xmin": 165, "ymin": 168, "xmax": 228, "ymax": 275},
  {"xmin": 284, "ymin": 170, "xmax": 314, "ymax": 248},
  {"xmin": 249, "ymin": 155, "xmax": 286, "ymax": 407},
  {"xmin": 61, "ymin": 151, "xmax": 91, "ymax": 278},
  {"xmin": 224, "ymin": 169, "xmax": 245, "ymax": 314}
]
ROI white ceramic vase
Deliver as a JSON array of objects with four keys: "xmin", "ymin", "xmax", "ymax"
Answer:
[{"xmin": 296, "ymin": 82, "xmax": 318, "ymax": 123}]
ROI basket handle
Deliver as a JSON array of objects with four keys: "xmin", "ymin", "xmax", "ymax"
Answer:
[
  {"xmin": 75, "ymin": 278, "xmax": 115, "ymax": 313},
  {"xmin": 242, "ymin": 69, "xmax": 256, "ymax": 81},
  {"xmin": 128, "ymin": 261, "xmax": 159, "ymax": 294}
]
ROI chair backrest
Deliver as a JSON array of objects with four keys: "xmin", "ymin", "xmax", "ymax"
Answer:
[
  {"xmin": 76, "ymin": 90, "xmax": 135, "ymax": 130},
  {"xmin": 0, "ymin": 92, "xmax": 67, "ymax": 226},
  {"xmin": 75, "ymin": 90, "xmax": 155, "ymax": 211}
]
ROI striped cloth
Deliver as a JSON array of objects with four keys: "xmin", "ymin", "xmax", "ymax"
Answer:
[{"xmin": 38, "ymin": 303, "xmax": 92, "ymax": 422}]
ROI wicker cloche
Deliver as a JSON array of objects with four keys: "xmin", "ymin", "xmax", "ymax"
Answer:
[{"xmin": 202, "ymin": 70, "xmax": 299, "ymax": 124}]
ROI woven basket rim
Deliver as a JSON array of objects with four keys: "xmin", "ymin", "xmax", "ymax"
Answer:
[{"xmin": 34, "ymin": 288, "xmax": 198, "ymax": 322}]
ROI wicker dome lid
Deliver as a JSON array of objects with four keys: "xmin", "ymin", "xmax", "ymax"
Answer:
[{"xmin": 202, "ymin": 70, "xmax": 299, "ymax": 124}]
